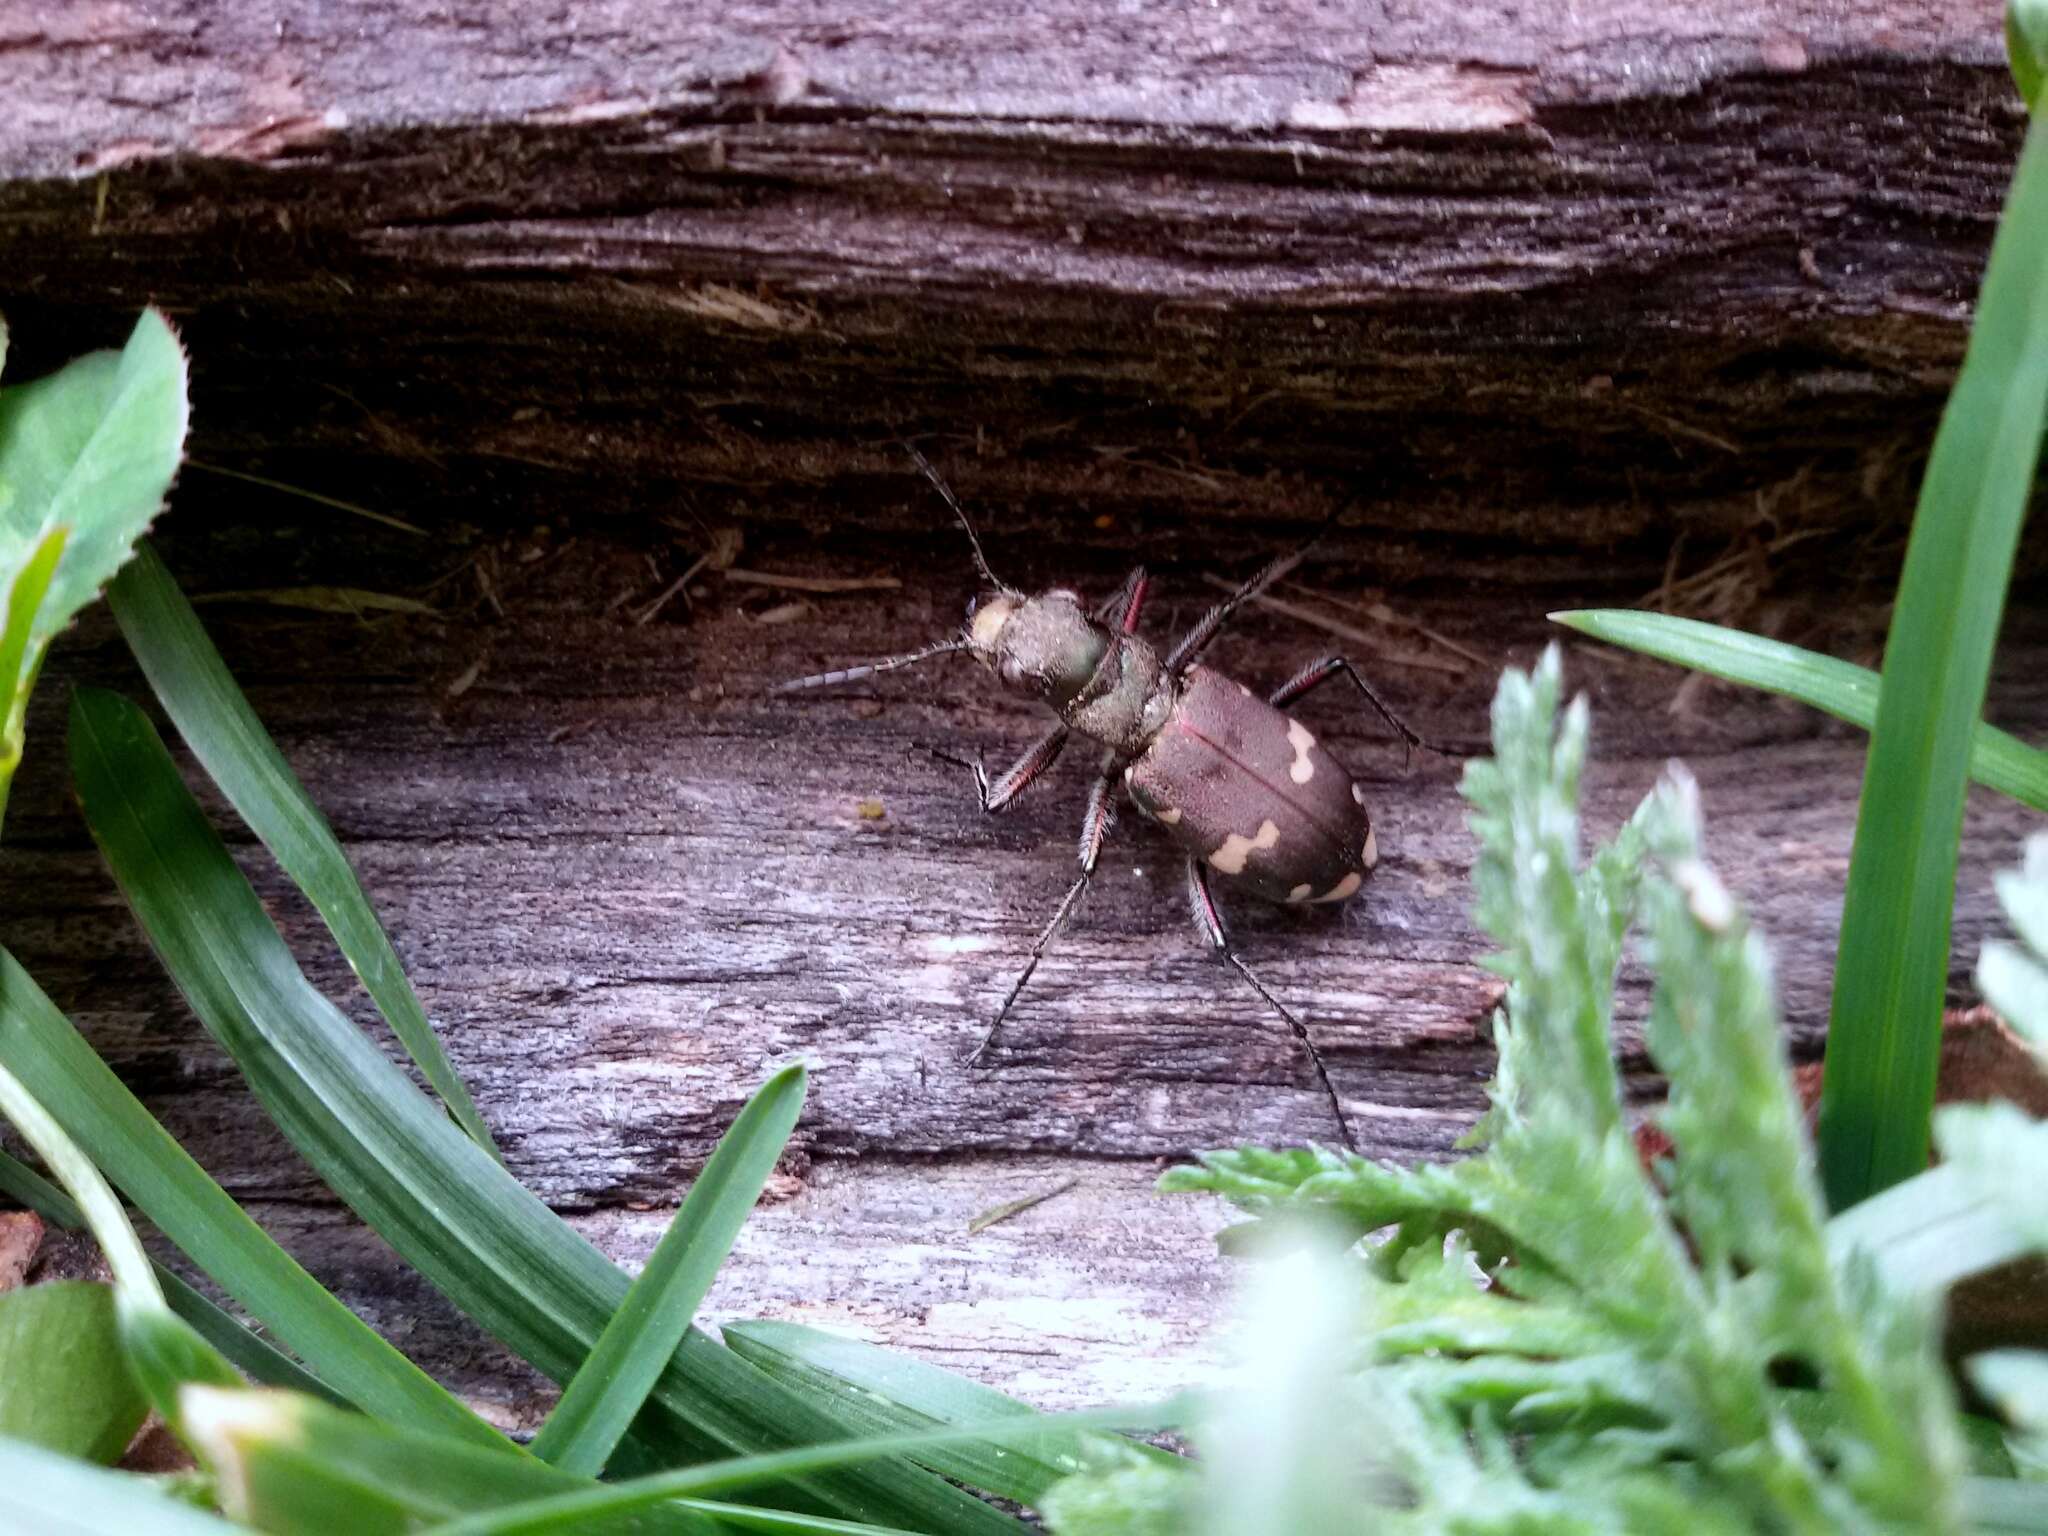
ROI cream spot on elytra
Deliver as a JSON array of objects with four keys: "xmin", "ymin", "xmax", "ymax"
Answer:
[
  {"xmin": 1312, "ymin": 871, "xmax": 1363, "ymax": 903},
  {"xmin": 1156, "ymin": 806, "xmax": 1183, "ymax": 824},
  {"xmin": 1362, "ymin": 827, "xmax": 1379, "ymax": 868},
  {"xmin": 1287, "ymin": 882, "xmax": 1313, "ymax": 903},
  {"xmin": 1207, "ymin": 819, "xmax": 1280, "ymax": 875},
  {"xmin": 1351, "ymin": 781, "xmax": 1366, "ymax": 806},
  {"xmin": 1286, "ymin": 719, "xmax": 1316, "ymax": 784}
]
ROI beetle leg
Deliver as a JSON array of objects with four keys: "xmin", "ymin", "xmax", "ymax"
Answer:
[
  {"xmin": 968, "ymin": 750, "xmax": 1120, "ymax": 1062},
  {"xmin": 1164, "ymin": 545, "xmax": 1313, "ymax": 673},
  {"xmin": 1268, "ymin": 654, "xmax": 1465, "ymax": 764},
  {"xmin": 1091, "ymin": 565, "xmax": 1150, "ymax": 635},
  {"xmin": 1183, "ymin": 858, "xmax": 1358, "ymax": 1153},
  {"xmin": 927, "ymin": 721, "xmax": 1070, "ymax": 813}
]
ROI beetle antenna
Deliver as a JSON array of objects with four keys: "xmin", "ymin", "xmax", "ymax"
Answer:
[
  {"xmin": 899, "ymin": 439, "xmax": 1014, "ymax": 594},
  {"xmin": 775, "ymin": 638, "xmax": 970, "ymax": 694}
]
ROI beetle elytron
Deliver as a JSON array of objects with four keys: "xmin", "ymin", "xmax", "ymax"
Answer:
[{"xmin": 780, "ymin": 446, "xmax": 1433, "ymax": 1150}]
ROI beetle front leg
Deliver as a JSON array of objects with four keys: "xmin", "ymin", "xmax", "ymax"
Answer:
[
  {"xmin": 1184, "ymin": 858, "xmax": 1358, "ymax": 1153},
  {"xmin": 928, "ymin": 720, "xmax": 1070, "ymax": 813},
  {"xmin": 968, "ymin": 750, "xmax": 1120, "ymax": 1062}
]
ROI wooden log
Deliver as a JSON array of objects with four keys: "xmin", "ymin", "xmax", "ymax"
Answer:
[{"xmin": 1, "ymin": 0, "xmax": 2042, "ymax": 1424}]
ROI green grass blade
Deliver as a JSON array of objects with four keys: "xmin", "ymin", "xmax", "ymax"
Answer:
[
  {"xmin": 1818, "ymin": 113, "xmax": 2048, "ymax": 1209},
  {"xmin": 0, "ymin": 947, "xmax": 498, "ymax": 1443},
  {"xmin": 723, "ymin": 1321, "xmax": 1177, "ymax": 1504},
  {"xmin": 531, "ymin": 1065, "xmax": 807, "ymax": 1477},
  {"xmin": 0, "ymin": 1149, "xmax": 342, "ymax": 1403},
  {"xmin": 179, "ymin": 1385, "xmax": 711, "ymax": 1535},
  {"xmin": 420, "ymin": 1403, "xmax": 1192, "ymax": 1536},
  {"xmin": 0, "ymin": 525, "xmax": 68, "ymax": 834},
  {"xmin": 106, "ymin": 541, "xmax": 498, "ymax": 1159},
  {"xmin": 66, "ymin": 687, "xmax": 1025, "ymax": 1535},
  {"xmin": 0, "ymin": 1434, "xmax": 245, "ymax": 1535},
  {"xmin": 1550, "ymin": 611, "xmax": 2048, "ymax": 813},
  {"xmin": 674, "ymin": 1504, "xmax": 926, "ymax": 1535}
]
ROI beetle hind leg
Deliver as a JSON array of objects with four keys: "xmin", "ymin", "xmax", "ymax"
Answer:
[
  {"xmin": 1267, "ymin": 654, "xmax": 1467, "ymax": 763},
  {"xmin": 1184, "ymin": 858, "xmax": 1358, "ymax": 1153}
]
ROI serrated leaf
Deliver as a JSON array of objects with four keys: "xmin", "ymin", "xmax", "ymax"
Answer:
[
  {"xmin": 0, "ymin": 309, "xmax": 187, "ymax": 664},
  {"xmin": 0, "ymin": 1282, "xmax": 147, "ymax": 1463}
]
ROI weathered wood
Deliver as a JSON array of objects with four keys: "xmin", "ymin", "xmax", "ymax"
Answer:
[
  {"xmin": 3, "ymin": 498, "xmax": 2043, "ymax": 1419},
  {"xmin": 0, "ymin": 0, "xmax": 2027, "ymax": 514},
  {"xmin": 1, "ymin": 0, "xmax": 2044, "ymax": 1424}
]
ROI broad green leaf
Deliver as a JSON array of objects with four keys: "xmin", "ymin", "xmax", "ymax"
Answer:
[
  {"xmin": 0, "ymin": 947, "xmax": 498, "ymax": 1444},
  {"xmin": 0, "ymin": 309, "xmax": 186, "ymax": 600},
  {"xmin": 532, "ymin": 1064, "xmax": 806, "ymax": 1476},
  {"xmin": 724, "ymin": 1321, "xmax": 1176, "ymax": 1504},
  {"xmin": 0, "ymin": 1149, "xmax": 342, "ymax": 1404},
  {"xmin": 0, "ymin": 1283, "xmax": 147, "ymax": 1463},
  {"xmin": 67, "ymin": 687, "xmax": 1022, "ymax": 1535},
  {"xmin": 178, "ymin": 1385, "xmax": 708, "ymax": 1536},
  {"xmin": 0, "ymin": 1433, "xmax": 245, "ymax": 1535},
  {"xmin": 1818, "ymin": 111, "xmax": 2048, "ymax": 1209},
  {"xmin": 1549, "ymin": 611, "xmax": 2048, "ymax": 813},
  {"xmin": 0, "ymin": 309, "xmax": 186, "ymax": 684},
  {"xmin": 107, "ymin": 542, "xmax": 497, "ymax": 1157}
]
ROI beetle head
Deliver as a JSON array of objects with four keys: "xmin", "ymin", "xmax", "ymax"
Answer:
[{"xmin": 968, "ymin": 587, "xmax": 1107, "ymax": 705}]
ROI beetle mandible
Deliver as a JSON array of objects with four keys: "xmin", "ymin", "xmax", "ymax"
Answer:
[{"xmin": 779, "ymin": 445, "xmax": 1435, "ymax": 1150}]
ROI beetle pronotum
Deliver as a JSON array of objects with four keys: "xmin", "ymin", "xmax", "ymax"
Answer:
[{"xmin": 781, "ymin": 446, "xmax": 1436, "ymax": 1150}]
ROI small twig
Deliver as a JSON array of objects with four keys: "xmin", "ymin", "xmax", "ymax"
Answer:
[
  {"xmin": 967, "ymin": 1177, "xmax": 1080, "ymax": 1235},
  {"xmin": 723, "ymin": 569, "xmax": 902, "ymax": 594},
  {"xmin": 184, "ymin": 460, "xmax": 430, "ymax": 537},
  {"xmin": 1276, "ymin": 582, "xmax": 1485, "ymax": 671},
  {"xmin": 635, "ymin": 553, "xmax": 710, "ymax": 626},
  {"xmin": 1199, "ymin": 576, "xmax": 1465, "ymax": 676}
]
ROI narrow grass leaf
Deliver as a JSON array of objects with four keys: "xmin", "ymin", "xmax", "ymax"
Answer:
[
  {"xmin": 724, "ymin": 1321, "xmax": 1176, "ymax": 1504},
  {"xmin": 1550, "ymin": 610, "xmax": 2048, "ymax": 813},
  {"xmin": 0, "ymin": 1149, "xmax": 342, "ymax": 1403},
  {"xmin": 532, "ymin": 1064, "xmax": 807, "ymax": 1477},
  {"xmin": 675, "ymin": 1504, "xmax": 927, "ymax": 1535},
  {"xmin": 178, "ymin": 1385, "xmax": 711, "ymax": 1536},
  {"xmin": 0, "ymin": 948, "xmax": 497, "ymax": 1443},
  {"xmin": 108, "ymin": 541, "xmax": 497, "ymax": 1158},
  {"xmin": 67, "ymin": 688, "xmax": 1023, "ymax": 1535},
  {"xmin": 0, "ymin": 1434, "xmax": 245, "ymax": 1535},
  {"xmin": 1818, "ymin": 113, "xmax": 2048, "ymax": 1208},
  {"xmin": 419, "ymin": 1403, "xmax": 1192, "ymax": 1536}
]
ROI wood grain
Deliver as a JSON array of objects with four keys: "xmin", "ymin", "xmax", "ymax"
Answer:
[
  {"xmin": 2, "ymin": 492, "xmax": 2042, "ymax": 1422},
  {"xmin": 1, "ymin": 0, "xmax": 2043, "ymax": 1427}
]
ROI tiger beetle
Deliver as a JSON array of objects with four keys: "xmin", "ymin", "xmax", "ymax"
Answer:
[{"xmin": 779, "ymin": 446, "xmax": 1440, "ymax": 1151}]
